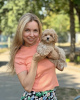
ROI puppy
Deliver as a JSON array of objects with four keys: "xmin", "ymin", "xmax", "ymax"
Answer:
[
  {"xmin": 37, "ymin": 29, "xmax": 67, "ymax": 71},
  {"xmin": 37, "ymin": 29, "xmax": 58, "ymax": 57}
]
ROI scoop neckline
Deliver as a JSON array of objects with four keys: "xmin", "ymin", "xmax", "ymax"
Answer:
[{"xmin": 22, "ymin": 40, "xmax": 40, "ymax": 49}]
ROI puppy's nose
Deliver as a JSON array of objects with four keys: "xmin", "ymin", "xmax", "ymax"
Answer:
[{"xmin": 47, "ymin": 37, "xmax": 49, "ymax": 40}]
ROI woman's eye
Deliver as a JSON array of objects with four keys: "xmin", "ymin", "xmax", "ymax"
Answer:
[
  {"xmin": 25, "ymin": 29, "xmax": 30, "ymax": 32},
  {"xmin": 34, "ymin": 29, "xmax": 38, "ymax": 32}
]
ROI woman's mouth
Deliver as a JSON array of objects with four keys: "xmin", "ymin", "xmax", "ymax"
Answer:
[{"xmin": 28, "ymin": 38, "xmax": 35, "ymax": 41}]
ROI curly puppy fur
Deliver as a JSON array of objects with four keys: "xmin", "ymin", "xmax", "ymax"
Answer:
[
  {"xmin": 37, "ymin": 29, "xmax": 58, "ymax": 56},
  {"xmin": 37, "ymin": 29, "xmax": 66, "ymax": 70}
]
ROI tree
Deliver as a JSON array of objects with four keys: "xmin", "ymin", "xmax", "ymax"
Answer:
[
  {"xmin": 73, "ymin": 0, "xmax": 80, "ymax": 31},
  {"xmin": 0, "ymin": 0, "xmax": 7, "ymax": 32},
  {"xmin": 42, "ymin": 0, "xmax": 79, "ymax": 61},
  {"xmin": 69, "ymin": 0, "xmax": 75, "ymax": 61},
  {"xmin": 42, "ymin": 12, "xmax": 69, "ymax": 42},
  {"xmin": 0, "ymin": 0, "xmax": 44, "ymax": 35},
  {"xmin": 0, "ymin": 0, "xmax": 80, "ymax": 59}
]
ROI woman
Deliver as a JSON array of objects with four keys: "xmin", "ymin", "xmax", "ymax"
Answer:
[{"xmin": 9, "ymin": 13, "xmax": 66, "ymax": 100}]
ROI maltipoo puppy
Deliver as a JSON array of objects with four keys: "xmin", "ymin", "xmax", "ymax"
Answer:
[
  {"xmin": 37, "ymin": 29, "xmax": 58, "ymax": 57},
  {"xmin": 37, "ymin": 29, "xmax": 67, "ymax": 71}
]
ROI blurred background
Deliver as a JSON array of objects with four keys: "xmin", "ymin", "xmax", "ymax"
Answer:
[
  {"xmin": 0, "ymin": 0, "xmax": 80, "ymax": 100},
  {"xmin": 0, "ymin": 0, "xmax": 80, "ymax": 63}
]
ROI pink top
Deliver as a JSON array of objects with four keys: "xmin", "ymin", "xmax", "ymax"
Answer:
[{"xmin": 14, "ymin": 41, "xmax": 59, "ymax": 92}]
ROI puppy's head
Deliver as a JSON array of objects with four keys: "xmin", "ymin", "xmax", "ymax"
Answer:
[{"xmin": 41, "ymin": 29, "xmax": 58, "ymax": 44}]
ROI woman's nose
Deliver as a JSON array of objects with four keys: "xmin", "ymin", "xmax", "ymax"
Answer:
[{"xmin": 30, "ymin": 31, "xmax": 34, "ymax": 36}]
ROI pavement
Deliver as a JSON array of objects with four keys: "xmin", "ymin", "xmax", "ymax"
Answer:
[{"xmin": 0, "ymin": 51, "xmax": 80, "ymax": 100}]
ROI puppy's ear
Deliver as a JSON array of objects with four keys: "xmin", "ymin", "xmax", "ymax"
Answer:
[
  {"xmin": 54, "ymin": 33, "xmax": 58, "ymax": 43},
  {"xmin": 40, "ymin": 32, "xmax": 44, "ymax": 41}
]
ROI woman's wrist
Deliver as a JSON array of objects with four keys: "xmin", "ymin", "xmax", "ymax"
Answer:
[{"xmin": 32, "ymin": 59, "xmax": 38, "ymax": 66}]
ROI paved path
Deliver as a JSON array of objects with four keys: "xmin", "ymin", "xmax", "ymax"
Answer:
[
  {"xmin": 0, "ymin": 51, "xmax": 80, "ymax": 100},
  {"xmin": 56, "ymin": 66, "xmax": 80, "ymax": 89}
]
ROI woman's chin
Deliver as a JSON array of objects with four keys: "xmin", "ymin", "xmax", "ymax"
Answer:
[{"xmin": 25, "ymin": 40, "xmax": 37, "ymax": 47}]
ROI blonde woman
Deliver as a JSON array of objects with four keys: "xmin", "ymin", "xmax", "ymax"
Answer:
[{"xmin": 9, "ymin": 13, "xmax": 66, "ymax": 100}]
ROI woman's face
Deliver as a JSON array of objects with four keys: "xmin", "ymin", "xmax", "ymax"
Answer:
[{"xmin": 23, "ymin": 21, "xmax": 39, "ymax": 47}]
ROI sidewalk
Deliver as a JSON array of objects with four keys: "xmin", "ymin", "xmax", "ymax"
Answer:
[
  {"xmin": 56, "ymin": 65, "xmax": 80, "ymax": 89},
  {"xmin": 0, "ymin": 51, "xmax": 9, "ymax": 72},
  {"xmin": 0, "ymin": 51, "xmax": 24, "ymax": 100},
  {"xmin": 0, "ymin": 51, "xmax": 80, "ymax": 100}
]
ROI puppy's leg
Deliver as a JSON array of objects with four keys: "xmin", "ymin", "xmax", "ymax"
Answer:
[
  {"xmin": 37, "ymin": 46, "xmax": 51, "ymax": 56},
  {"xmin": 47, "ymin": 49, "xmax": 59, "ymax": 60}
]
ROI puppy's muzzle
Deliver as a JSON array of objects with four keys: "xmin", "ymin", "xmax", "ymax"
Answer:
[{"xmin": 47, "ymin": 37, "xmax": 49, "ymax": 41}]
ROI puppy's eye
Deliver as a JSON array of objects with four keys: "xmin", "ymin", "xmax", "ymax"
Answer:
[
  {"xmin": 45, "ymin": 34, "xmax": 47, "ymax": 36},
  {"xmin": 50, "ymin": 35, "xmax": 53, "ymax": 37}
]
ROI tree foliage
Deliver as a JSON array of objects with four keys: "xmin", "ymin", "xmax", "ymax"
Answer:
[
  {"xmin": 42, "ymin": 12, "xmax": 69, "ymax": 42},
  {"xmin": 0, "ymin": 0, "xmax": 80, "ymax": 36},
  {"xmin": 0, "ymin": 0, "xmax": 43, "ymax": 35}
]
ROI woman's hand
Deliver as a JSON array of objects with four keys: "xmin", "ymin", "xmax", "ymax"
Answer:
[{"xmin": 33, "ymin": 52, "xmax": 46, "ymax": 63}]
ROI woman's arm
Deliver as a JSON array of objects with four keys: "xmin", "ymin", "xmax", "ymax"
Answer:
[
  {"xmin": 17, "ymin": 53, "xmax": 45, "ymax": 92},
  {"xmin": 17, "ymin": 60, "xmax": 38, "ymax": 92}
]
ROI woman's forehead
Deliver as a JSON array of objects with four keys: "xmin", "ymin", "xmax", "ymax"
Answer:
[{"xmin": 25, "ymin": 21, "xmax": 39, "ymax": 29}]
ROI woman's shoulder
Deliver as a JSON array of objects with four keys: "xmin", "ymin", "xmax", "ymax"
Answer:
[
  {"xmin": 15, "ymin": 46, "xmax": 28, "ymax": 58},
  {"xmin": 15, "ymin": 40, "xmax": 40, "ymax": 59}
]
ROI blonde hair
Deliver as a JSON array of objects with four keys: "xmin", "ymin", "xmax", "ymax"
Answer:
[{"xmin": 8, "ymin": 13, "xmax": 42, "ymax": 74}]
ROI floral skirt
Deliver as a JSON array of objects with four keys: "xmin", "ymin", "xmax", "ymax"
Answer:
[{"xmin": 20, "ymin": 89, "xmax": 57, "ymax": 100}]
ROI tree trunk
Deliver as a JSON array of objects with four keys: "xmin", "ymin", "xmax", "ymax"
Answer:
[
  {"xmin": 69, "ymin": 0, "xmax": 75, "ymax": 61},
  {"xmin": 79, "ymin": 13, "xmax": 80, "ymax": 31},
  {"xmin": 74, "ymin": 5, "xmax": 80, "ymax": 31}
]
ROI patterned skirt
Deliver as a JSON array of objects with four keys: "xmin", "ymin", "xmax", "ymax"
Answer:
[{"xmin": 20, "ymin": 89, "xmax": 57, "ymax": 100}]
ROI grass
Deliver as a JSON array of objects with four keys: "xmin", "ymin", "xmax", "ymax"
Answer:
[
  {"xmin": 66, "ymin": 58, "xmax": 70, "ymax": 62},
  {"xmin": 0, "ymin": 48, "xmax": 9, "ymax": 54},
  {"xmin": 56, "ymin": 87, "xmax": 80, "ymax": 100}
]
